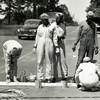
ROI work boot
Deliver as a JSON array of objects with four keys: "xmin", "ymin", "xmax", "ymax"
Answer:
[
  {"xmin": 13, "ymin": 76, "xmax": 19, "ymax": 82},
  {"xmin": 6, "ymin": 75, "xmax": 11, "ymax": 83}
]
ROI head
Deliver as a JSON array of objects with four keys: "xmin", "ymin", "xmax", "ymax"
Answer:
[
  {"xmin": 86, "ymin": 11, "xmax": 94, "ymax": 22},
  {"xmin": 55, "ymin": 13, "xmax": 64, "ymax": 25},
  {"xmin": 40, "ymin": 13, "xmax": 49, "ymax": 26},
  {"xmin": 83, "ymin": 57, "xmax": 90, "ymax": 62},
  {"xmin": 10, "ymin": 47, "xmax": 20, "ymax": 57}
]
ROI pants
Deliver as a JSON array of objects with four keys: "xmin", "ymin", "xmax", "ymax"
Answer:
[
  {"xmin": 3, "ymin": 48, "xmax": 18, "ymax": 77},
  {"xmin": 76, "ymin": 44, "xmax": 94, "ymax": 70},
  {"xmin": 53, "ymin": 40, "xmax": 68, "ymax": 79},
  {"xmin": 75, "ymin": 72, "xmax": 99, "ymax": 88},
  {"xmin": 37, "ymin": 38, "xmax": 54, "ymax": 80}
]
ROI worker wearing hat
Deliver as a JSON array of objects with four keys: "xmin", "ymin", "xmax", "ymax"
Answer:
[
  {"xmin": 75, "ymin": 57, "xmax": 100, "ymax": 91},
  {"xmin": 3, "ymin": 40, "xmax": 22, "ymax": 83},
  {"xmin": 33, "ymin": 13, "xmax": 57, "ymax": 82},
  {"xmin": 72, "ymin": 11, "xmax": 99, "ymax": 72},
  {"xmin": 48, "ymin": 12, "xmax": 68, "ymax": 81}
]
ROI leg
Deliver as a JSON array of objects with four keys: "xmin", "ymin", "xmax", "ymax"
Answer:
[
  {"xmin": 53, "ymin": 49, "xmax": 59, "ymax": 81},
  {"xmin": 45, "ymin": 40, "xmax": 54, "ymax": 80},
  {"xmin": 3, "ymin": 48, "xmax": 12, "ymax": 82},
  {"xmin": 37, "ymin": 40, "xmax": 45, "ymax": 80},
  {"xmin": 87, "ymin": 45, "xmax": 94, "ymax": 61},
  {"xmin": 12, "ymin": 60, "xmax": 18, "ymax": 82},
  {"xmin": 76, "ymin": 45, "xmax": 86, "ymax": 71},
  {"xmin": 75, "ymin": 75, "xmax": 81, "ymax": 88},
  {"xmin": 58, "ymin": 41, "xmax": 68, "ymax": 79}
]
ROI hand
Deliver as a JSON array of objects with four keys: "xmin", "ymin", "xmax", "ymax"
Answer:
[
  {"xmin": 95, "ymin": 47, "xmax": 99, "ymax": 55},
  {"xmin": 72, "ymin": 45, "xmax": 76, "ymax": 52},
  {"xmin": 56, "ymin": 47, "xmax": 60, "ymax": 54},
  {"xmin": 32, "ymin": 48, "xmax": 37, "ymax": 54}
]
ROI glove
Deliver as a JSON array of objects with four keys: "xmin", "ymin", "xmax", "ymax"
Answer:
[
  {"xmin": 72, "ymin": 44, "xmax": 76, "ymax": 52},
  {"xmin": 56, "ymin": 47, "xmax": 60, "ymax": 54},
  {"xmin": 32, "ymin": 47, "xmax": 37, "ymax": 54},
  {"xmin": 95, "ymin": 47, "xmax": 99, "ymax": 55}
]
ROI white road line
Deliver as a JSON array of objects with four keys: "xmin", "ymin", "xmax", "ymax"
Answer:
[
  {"xmin": 19, "ymin": 51, "xmax": 33, "ymax": 60},
  {"xmin": 0, "ymin": 82, "xmax": 77, "ymax": 87}
]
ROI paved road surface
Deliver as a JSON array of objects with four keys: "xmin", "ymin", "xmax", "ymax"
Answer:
[{"xmin": 0, "ymin": 26, "xmax": 100, "ymax": 100}]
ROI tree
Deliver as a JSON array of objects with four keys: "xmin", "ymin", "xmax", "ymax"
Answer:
[
  {"xmin": 56, "ymin": 4, "xmax": 74, "ymax": 24},
  {"xmin": 86, "ymin": 0, "xmax": 100, "ymax": 24},
  {"xmin": 0, "ymin": 0, "xmax": 26, "ymax": 24},
  {"xmin": 86, "ymin": 0, "xmax": 100, "ymax": 12}
]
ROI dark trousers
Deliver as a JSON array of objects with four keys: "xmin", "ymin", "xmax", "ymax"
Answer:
[{"xmin": 75, "ymin": 44, "xmax": 94, "ymax": 70}]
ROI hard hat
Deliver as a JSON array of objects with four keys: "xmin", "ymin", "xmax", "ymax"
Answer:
[
  {"xmin": 83, "ymin": 57, "xmax": 90, "ymax": 62},
  {"xmin": 40, "ymin": 13, "xmax": 49, "ymax": 19},
  {"xmin": 86, "ymin": 11, "xmax": 94, "ymax": 18}
]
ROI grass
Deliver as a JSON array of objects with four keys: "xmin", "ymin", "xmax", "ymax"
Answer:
[
  {"xmin": 0, "ymin": 25, "xmax": 78, "ymax": 36},
  {"xmin": 0, "ymin": 25, "xmax": 22, "ymax": 36}
]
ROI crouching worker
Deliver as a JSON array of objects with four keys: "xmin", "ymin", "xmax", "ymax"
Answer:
[
  {"xmin": 3, "ymin": 40, "xmax": 22, "ymax": 83},
  {"xmin": 75, "ymin": 57, "xmax": 100, "ymax": 91}
]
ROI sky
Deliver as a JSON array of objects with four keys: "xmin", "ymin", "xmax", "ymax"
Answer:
[
  {"xmin": 59, "ymin": 0, "xmax": 91, "ymax": 22},
  {"xmin": 0, "ymin": 0, "xmax": 91, "ymax": 21}
]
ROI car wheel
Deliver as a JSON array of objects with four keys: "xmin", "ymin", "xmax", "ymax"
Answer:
[{"xmin": 18, "ymin": 36, "xmax": 21, "ymax": 39}]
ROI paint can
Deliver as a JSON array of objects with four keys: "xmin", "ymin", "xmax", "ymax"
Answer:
[
  {"xmin": 35, "ymin": 80, "xmax": 42, "ymax": 89},
  {"xmin": 61, "ymin": 80, "xmax": 68, "ymax": 88}
]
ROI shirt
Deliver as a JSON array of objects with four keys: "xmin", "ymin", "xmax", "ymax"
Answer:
[
  {"xmin": 48, "ymin": 22, "xmax": 67, "ymax": 46},
  {"xmin": 3, "ymin": 40, "xmax": 22, "ymax": 55},
  {"xmin": 75, "ymin": 20, "xmax": 98, "ymax": 47},
  {"xmin": 76, "ymin": 62, "xmax": 100, "ymax": 87},
  {"xmin": 34, "ymin": 24, "xmax": 57, "ymax": 47}
]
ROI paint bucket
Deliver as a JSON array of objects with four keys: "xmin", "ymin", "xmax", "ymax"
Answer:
[
  {"xmin": 61, "ymin": 80, "xmax": 68, "ymax": 88},
  {"xmin": 35, "ymin": 80, "xmax": 42, "ymax": 89}
]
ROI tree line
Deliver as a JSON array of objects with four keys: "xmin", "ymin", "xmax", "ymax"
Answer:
[{"xmin": 0, "ymin": 0, "xmax": 77, "ymax": 25}]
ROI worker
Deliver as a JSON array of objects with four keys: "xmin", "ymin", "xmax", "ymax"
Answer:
[
  {"xmin": 49, "ymin": 13, "xmax": 68, "ymax": 81},
  {"xmin": 72, "ymin": 11, "xmax": 99, "ymax": 71},
  {"xmin": 3, "ymin": 40, "xmax": 22, "ymax": 83},
  {"xmin": 75, "ymin": 57, "xmax": 100, "ymax": 91},
  {"xmin": 33, "ymin": 13, "xmax": 57, "ymax": 83}
]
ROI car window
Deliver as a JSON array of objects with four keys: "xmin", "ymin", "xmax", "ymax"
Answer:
[
  {"xmin": 25, "ymin": 21, "xmax": 39, "ymax": 25},
  {"xmin": 24, "ymin": 20, "xmax": 40, "ymax": 28}
]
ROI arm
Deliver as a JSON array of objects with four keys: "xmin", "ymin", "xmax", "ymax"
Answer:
[
  {"xmin": 33, "ymin": 25, "xmax": 41, "ymax": 48},
  {"xmin": 94, "ymin": 24, "xmax": 98, "ymax": 48},
  {"xmin": 5, "ymin": 53, "xmax": 11, "ymax": 70},
  {"xmin": 96, "ymin": 66, "xmax": 100, "ymax": 77},
  {"xmin": 59, "ymin": 23, "xmax": 67, "ymax": 39},
  {"xmin": 75, "ymin": 65, "xmax": 83, "ymax": 78},
  {"xmin": 94, "ymin": 24, "xmax": 99, "ymax": 54},
  {"xmin": 72, "ymin": 24, "xmax": 82, "ymax": 52},
  {"xmin": 48, "ymin": 22, "xmax": 59, "ymax": 47},
  {"xmin": 74, "ymin": 25, "xmax": 82, "ymax": 46}
]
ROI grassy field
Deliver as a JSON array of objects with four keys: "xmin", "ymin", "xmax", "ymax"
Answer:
[
  {"xmin": 0, "ymin": 25, "xmax": 22, "ymax": 36},
  {"xmin": 0, "ymin": 25, "xmax": 77, "ymax": 36}
]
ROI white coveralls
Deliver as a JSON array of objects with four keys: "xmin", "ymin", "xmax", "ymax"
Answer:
[
  {"xmin": 49, "ymin": 22, "xmax": 68, "ymax": 79},
  {"xmin": 3, "ymin": 40, "xmax": 22, "ymax": 78},
  {"xmin": 75, "ymin": 62, "xmax": 100, "ymax": 88},
  {"xmin": 34, "ymin": 24, "xmax": 56, "ymax": 80}
]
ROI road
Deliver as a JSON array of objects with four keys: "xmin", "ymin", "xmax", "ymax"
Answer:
[
  {"xmin": 0, "ymin": 26, "xmax": 100, "ymax": 100},
  {"xmin": 0, "ymin": 26, "xmax": 100, "ymax": 81}
]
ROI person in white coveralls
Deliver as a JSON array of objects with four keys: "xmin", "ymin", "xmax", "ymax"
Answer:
[
  {"xmin": 75, "ymin": 57, "xmax": 100, "ymax": 91},
  {"xmin": 49, "ymin": 13, "xmax": 68, "ymax": 81},
  {"xmin": 33, "ymin": 13, "xmax": 58, "ymax": 83},
  {"xmin": 3, "ymin": 40, "xmax": 22, "ymax": 83}
]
